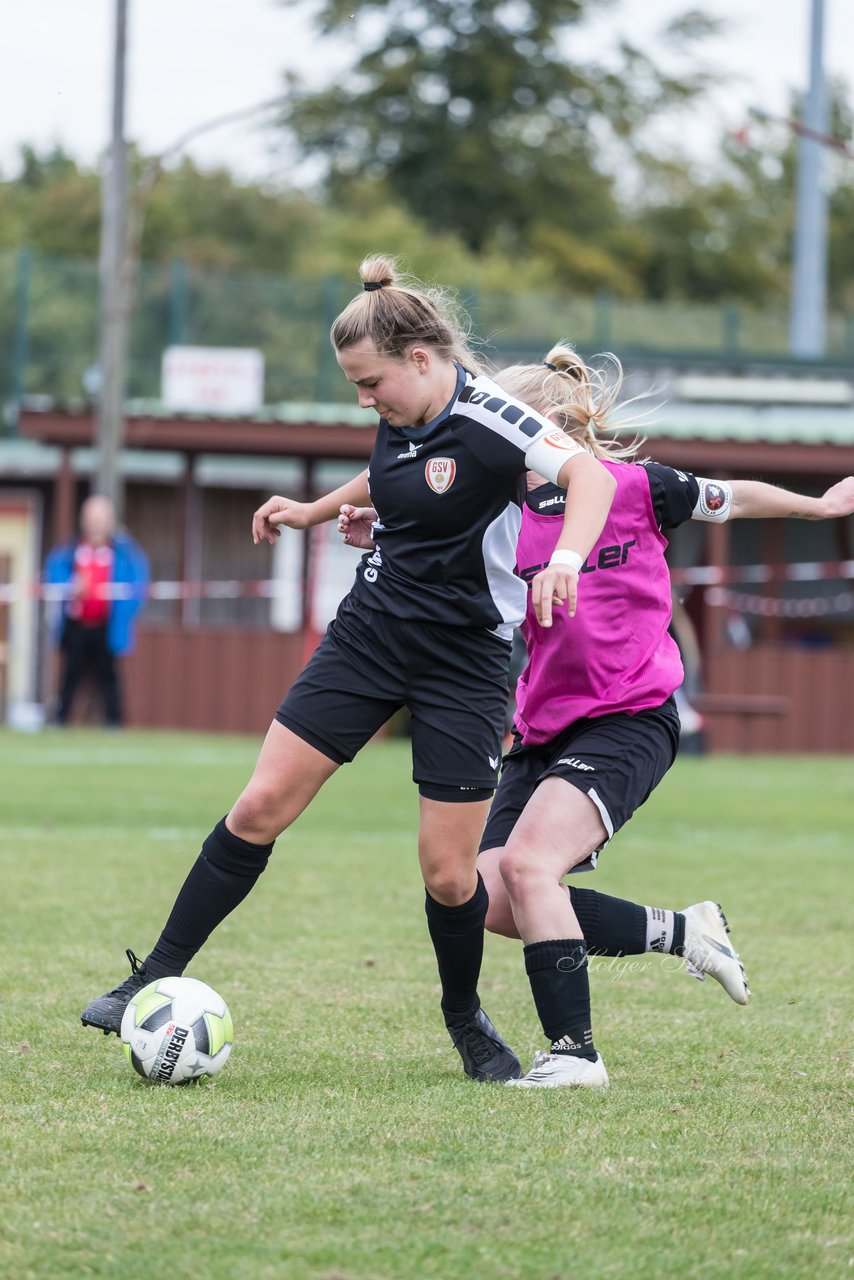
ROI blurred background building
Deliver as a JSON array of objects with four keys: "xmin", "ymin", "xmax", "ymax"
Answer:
[{"xmin": 0, "ymin": 0, "xmax": 852, "ymax": 749}]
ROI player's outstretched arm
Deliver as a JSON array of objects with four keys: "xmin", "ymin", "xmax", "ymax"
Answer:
[
  {"xmin": 530, "ymin": 452, "xmax": 617, "ymax": 628},
  {"xmin": 729, "ymin": 476, "xmax": 854, "ymax": 521},
  {"xmin": 252, "ymin": 469, "xmax": 372, "ymax": 545}
]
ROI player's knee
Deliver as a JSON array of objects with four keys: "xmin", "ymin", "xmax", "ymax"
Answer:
[
  {"xmin": 423, "ymin": 865, "xmax": 478, "ymax": 906},
  {"xmin": 498, "ymin": 847, "xmax": 550, "ymax": 902},
  {"xmin": 228, "ymin": 784, "xmax": 286, "ymax": 844}
]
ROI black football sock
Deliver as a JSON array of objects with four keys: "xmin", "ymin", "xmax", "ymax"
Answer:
[
  {"xmin": 567, "ymin": 885, "xmax": 647, "ymax": 955},
  {"xmin": 425, "ymin": 873, "xmax": 488, "ymax": 1026},
  {"xmin": 524, "ymin": 938, "xmax": 597, "ymax": 1061},
  {"xmin": 566, "ymin": 886, "xmax": 685, "ymax": 956},
  {"xmin": 143, "ymin": 818, "xmax": 274, "ymax": 978}
]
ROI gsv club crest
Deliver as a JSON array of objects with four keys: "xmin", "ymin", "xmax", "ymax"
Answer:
[{"xmin": 425, "ymin": 458, "xmax": 456, "ymax": 494}]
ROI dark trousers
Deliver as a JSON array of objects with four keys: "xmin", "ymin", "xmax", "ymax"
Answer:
[{"xmin": 57, "ymin": 619, "xmax": 122, "ymax": 726}]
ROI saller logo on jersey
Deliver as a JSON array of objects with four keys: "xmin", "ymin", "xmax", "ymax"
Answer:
[{"xmin": 425, "ymin": 458, "xmax": 456, "ymax": 494}]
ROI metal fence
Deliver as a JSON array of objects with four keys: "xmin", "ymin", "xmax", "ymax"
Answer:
[{"xmin": 3, "ymin": 247, "xmax": 854, "ymax": 424}]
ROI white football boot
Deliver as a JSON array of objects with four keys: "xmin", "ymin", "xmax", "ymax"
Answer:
[
  {"xmin": 506, "ymin": 1050, "xmax": 609, "ymax": 1089},
  {"xmin": 681, "ymin": 900, "xmax": 751, "ymax": 1005}
]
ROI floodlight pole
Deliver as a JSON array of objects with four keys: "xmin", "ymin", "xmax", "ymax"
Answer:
[
  {"xmin": 789, "ymin": 0, "xmax": 828, "ymax": 359},
  {"xmin": 95, "ymin": 0, "xmax": 130, "ymax": 514},
  {"xmin": 94, "ymin": 0, "xmax": 288, "ymax": 517}
]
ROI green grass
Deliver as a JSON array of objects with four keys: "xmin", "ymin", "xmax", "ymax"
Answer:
[{"xmin": 2, "ymin": 730, "xmax": 852, "ymax": 1280}]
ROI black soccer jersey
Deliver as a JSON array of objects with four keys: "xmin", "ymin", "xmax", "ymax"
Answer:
[
  {"xmin": 641, "ymin": 462, "xmax": 702, "ymax": 529},
  {"xmin": 526, "ymin": 461, "xmax": 703, "ymax": 531},
  {"xmin": 349, "ymin": 367, "xmax": 582, "ymax": 637}
]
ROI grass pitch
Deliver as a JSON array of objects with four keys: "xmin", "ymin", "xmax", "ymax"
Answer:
[{"xmin": 2, "ymin": 730, "xmax": 851, "ymax": 1280}]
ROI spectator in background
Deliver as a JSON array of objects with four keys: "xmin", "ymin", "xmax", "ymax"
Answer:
[{"xmin": 45, "ymin": 494, "xmax": 148, "ymax": 727}]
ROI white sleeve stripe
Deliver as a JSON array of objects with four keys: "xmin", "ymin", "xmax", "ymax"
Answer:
[
  {"xmin": 457, "ymin": 374, "xmax": 554, "ymax": 447},
  {"xmin": 456, "ymin": 374, "xmax": 580, "ymax": 485}
]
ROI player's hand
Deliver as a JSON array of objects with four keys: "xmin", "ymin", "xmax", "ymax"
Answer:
[
  {"xmin": 337, "ymin": 505, "xmax": 377, "ymax": 550},
  {"xmin": 252, "ymin": 496, "xmax": 313, "ymax": 545},
  {"xmin": 530, "ymin": 565, "xmax": 578, "ymax": 627},
  {"xmin": 819, "ymin": 477, "xmax": 854, "ymax": 519}
]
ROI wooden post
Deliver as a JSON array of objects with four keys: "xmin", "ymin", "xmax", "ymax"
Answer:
[
  {"xmin": 178, "ymin": 455, "xmax": 203, "ymax": 628},
  {"xmin": 702, "ymin": 518, "xmax": 731, "ymax": 653},
  {"xmin": 54, "ymin": 448, "xmax": 76, "ymax": 545},
  {"xmin": 758, "ymin": 521, "xmax": 784, "ymax": 644}
]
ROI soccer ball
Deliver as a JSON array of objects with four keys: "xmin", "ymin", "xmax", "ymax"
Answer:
[{"xmin": 120, "ymin": 976, "xmax": 233, "ymax": 1085}]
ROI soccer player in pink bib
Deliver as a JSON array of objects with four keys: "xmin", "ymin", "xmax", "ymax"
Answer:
[{"xmin": 476, "ymin": 344, "xmax": 854, "ymax": 1088}]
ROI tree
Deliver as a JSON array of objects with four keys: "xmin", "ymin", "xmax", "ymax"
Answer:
[
  {"xmin": 627, "ymin": 144, "xmax": 791, "ymax": 304},
  {"xmin": 283, "ymin": 0, "xmax": 721, "ymax": 252}
]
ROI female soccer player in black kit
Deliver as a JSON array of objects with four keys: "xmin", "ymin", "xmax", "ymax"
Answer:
[{"xmin": 81, "ymin": 256, "xmax": 617, "ymax": 1082}]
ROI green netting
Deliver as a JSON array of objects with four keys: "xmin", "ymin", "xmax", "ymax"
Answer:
[
  {"xmin": 4, "ymin": 251, "xmax": 854, "ymax": 422},
  {"xmin": 0, "ymin": 250, "xmax": 18, "ymax": 401}
]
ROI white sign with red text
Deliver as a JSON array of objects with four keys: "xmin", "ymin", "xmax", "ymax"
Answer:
[{"xmin": 162, "ymin": 346, "xmax": 264, "ymax": 414}]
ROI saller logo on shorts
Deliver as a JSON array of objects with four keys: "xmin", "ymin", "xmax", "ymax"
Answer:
[
  {"xmin": 557, "ymin": 756, "xmax": 595, "ymax": 772},
  {"xmin": 425, "ymin": 458, "xmax": 456, "ymax": 494}
]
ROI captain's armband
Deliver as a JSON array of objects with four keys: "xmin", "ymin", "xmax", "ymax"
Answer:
[
  {"xmin": 524, "ymin": 430, "xmax": 583, "ymax": 486},
  {"xmin": 692, "ymin": 478, "xmax": 733, "ymax": 523}
]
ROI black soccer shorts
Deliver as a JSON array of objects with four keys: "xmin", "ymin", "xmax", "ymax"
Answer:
[
  {"xmin": 276, "ymin": 594, "xmax": 512, "ymax": 800},
  {"xmin": 479, "ymin": 698, "xmax": 681, "ymax": 866}
]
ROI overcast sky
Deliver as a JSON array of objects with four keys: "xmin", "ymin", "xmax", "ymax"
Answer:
[{"xmin": 3, "ymin": 0, "xmax": 852, "ymax": 185}]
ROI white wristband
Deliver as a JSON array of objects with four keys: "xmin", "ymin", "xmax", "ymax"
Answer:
[{"xmin": 549, "ymin": 549, "xmax": 584, "ymax": 574}]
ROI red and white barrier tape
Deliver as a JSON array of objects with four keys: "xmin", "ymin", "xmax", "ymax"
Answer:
[
  {"xmin": 0, "ymin": 559, "xmax": 852, "ymax": 604},
  {"xmin": 670, "ymin": 560, "xmax": 854, "ymax": 587},
  {"xmin": 706, "ymin": 587, "xmax": 854, "ymax": 618}
]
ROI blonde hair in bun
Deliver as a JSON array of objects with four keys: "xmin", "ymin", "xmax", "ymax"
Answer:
[
  {"xmin": 496, "ymin": 342, "xmax": 643, "ymax": 462},
  {"xmin": 331, "ymin": 254, "xmax": 484, "ymax": 372}
]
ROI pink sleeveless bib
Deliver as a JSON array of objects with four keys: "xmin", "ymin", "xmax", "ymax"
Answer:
[{"xmin": 514, "ymin": 460, "xmax": 684, "ymax": 745}]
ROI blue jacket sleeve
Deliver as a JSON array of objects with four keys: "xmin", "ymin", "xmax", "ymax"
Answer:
[
  {"xmin": 108, "ymin": 535, "xmax": 150, "ymax": 656},
  {"xmin": 43, "ymin": 544, "xmax": 75, "ymax": 646}
]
